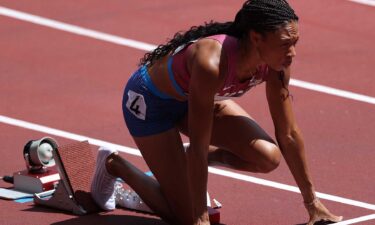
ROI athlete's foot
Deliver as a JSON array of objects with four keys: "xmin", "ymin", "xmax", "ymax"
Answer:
[{"xmin": 91, "ymin": 146, "xmax": 118, "ymax": 211}]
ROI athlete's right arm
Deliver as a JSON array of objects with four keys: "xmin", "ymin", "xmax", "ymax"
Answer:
[{"xmin": 185, "ymin": 39, "xmax": 223, "ymax": 224}]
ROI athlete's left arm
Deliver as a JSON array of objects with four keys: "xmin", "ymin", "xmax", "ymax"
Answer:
[
  {"xmin": 266, "ymin": 66, "xmax": 342, "ymax": 225},
  {"xmin": 266, "ymin": 66, "xmax": 315, "ymax": 202}
]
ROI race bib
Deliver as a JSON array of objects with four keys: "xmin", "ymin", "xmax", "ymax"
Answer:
[{"xmin": 126, "ymin": 90, "xmax": 147, "ymax": 120}]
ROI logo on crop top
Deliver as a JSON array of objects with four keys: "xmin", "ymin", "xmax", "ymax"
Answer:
[
  {"xmin": 222, "ymin": 85, "xmax": 236, "ymax": 92},
  {"xmin": 248, "ymin": 76, "xmax": 263, "ymax": 87},
  {"xmin": 216, "ymin": 76, "xmax": 264, "ymax": 100}
]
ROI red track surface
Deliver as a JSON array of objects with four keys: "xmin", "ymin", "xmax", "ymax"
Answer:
[{"xmin": 0, "ymin": 1, "xmax": 374, "ymax": 224}]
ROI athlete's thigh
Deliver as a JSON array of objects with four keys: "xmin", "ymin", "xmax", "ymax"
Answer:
[
  {"xmin": 210, "ymin": 100, "xmax": 277, "ymax": 160},
  {"xmin": 132, "ymin": 128, "xmax": 193, "ymax": 222},
  {"xmin": 178, "ymin": 99, "xmax": 276, "ymax": 161}
]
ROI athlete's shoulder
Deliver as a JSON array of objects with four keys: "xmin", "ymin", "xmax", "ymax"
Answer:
[{"xmin": 185, "ymin": 38, "xmax": 223, "ymax": 77}]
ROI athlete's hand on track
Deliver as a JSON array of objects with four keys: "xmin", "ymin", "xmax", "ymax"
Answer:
[
  {"xmin": 305, "ymin": 199, "xmax": 343, "ymax": 225},
  {"xmin": 193, "ymin": 211, "xmax": 210, "ymax": 225}
]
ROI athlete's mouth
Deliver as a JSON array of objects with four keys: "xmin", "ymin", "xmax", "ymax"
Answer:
[{"xmin": 283, "ymin": 59, "xmax": 292, "ymax": 67}]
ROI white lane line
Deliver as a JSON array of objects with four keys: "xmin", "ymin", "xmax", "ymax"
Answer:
[
  {"xmin": 0, "ymin": 6, "xmax": 155, "ymax": 51},
  {"xmin": 334, "ymin": 214, "xmax": 375, "ymax": 225},
  {"xmin": 290, "ymin": 79, "xmax": 375, "ymax": 105},
  {"xmin": 348, "ymin": 0, "xmax": 375, "ymax": 7},
  {"xmin": 1, "ymin": 6, "xmax": 375, "ymax": 106},
  {"xmin": 1, "ymin": 114, "xmax": 374, "ymax": 211},
  {"xmin": 0, "ymin": 115, "xmax": 142, "ymax": 157},
  {"xmin": 208, "ymin": 167, "xmax": 375, "ymax": 211}
]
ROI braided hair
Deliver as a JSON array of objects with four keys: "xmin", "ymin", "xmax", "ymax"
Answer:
[{"xmin": 139, "ymin": 0, "xmax": 298, "ymax": 66}]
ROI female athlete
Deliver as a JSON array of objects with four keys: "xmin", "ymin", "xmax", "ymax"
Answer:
[{"xmin": 91, "ymin": 1, "xmax": 343, "ymax": 224}]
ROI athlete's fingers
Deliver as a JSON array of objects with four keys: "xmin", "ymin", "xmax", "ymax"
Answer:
[
  {"xmin": 307, "ymin": 213, "xmax": 343, "ymax": 225},
  {"xmin": 323, "ymin": 214, "xmax": 343, "ymax": 223},
  {"xmin": 307, "ymin": 215, "xmax": 318, "ymax": 225}
]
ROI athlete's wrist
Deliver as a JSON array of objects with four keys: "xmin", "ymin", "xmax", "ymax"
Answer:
[{"xmin": 301, "ymin": 189, "xmax": 317, "ymax": 205}]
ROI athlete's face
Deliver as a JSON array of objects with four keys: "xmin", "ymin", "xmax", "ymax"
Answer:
[{"xmin": 253, "ymin": 21, "xmax": 299, "ymax": 71}]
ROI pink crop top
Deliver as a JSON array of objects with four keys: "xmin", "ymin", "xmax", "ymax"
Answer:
[{"xmin": 170, "ymin": 34, "xmax": 269, "ymax": 100}]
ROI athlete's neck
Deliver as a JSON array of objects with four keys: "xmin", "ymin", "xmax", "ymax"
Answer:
[{"xmin": 236, "ymin": 38, "xmax": 263, "ymax": 82}]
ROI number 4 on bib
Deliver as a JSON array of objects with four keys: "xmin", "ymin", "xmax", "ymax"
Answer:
[{"xmin": 126, "ymin": 90, "xmax": 147, "ymax": 120}]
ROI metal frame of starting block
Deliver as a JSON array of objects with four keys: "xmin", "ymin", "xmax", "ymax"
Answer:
[
  {"xmin": 34, "ymin": 183, "xmax": 86, "ymax": 215},
  {"xmin": 33, "ymin": 141, "xmax": 96, "ymax": 215},
  {"xmin": 33, "ymin": 150, "xmax": 86, "ymax": 215}
]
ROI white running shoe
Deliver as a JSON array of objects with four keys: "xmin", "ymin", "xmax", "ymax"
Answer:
[
  {"xmin": 91, "ymin": 146, "xmax": 117, "ymax": 211},
  {"xmin": 114, "ymin": 181, "xmax": 153, "ymax": 213},
  {"xmin": 114, "ymin": 181, "xmax": 221, "ymax": 213}
]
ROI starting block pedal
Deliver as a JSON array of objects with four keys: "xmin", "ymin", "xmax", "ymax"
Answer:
[
  {"xmin": 208, "ymin": 206, "xmax": 220, "ymax": 224},
  {"xmin": 207, "ymin": 192, "xmax": 221, "ymax": 224},
  {"xmin": 34, "ymin": 141, "xmax": 100, "ymax": 215}
]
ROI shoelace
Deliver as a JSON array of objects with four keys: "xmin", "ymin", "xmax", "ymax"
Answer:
[
  {"xmin": 114, "ymin": 182, "xmax": 152, "ymax": 212},
  {"xmin": 114, "ymin": 182, "xmax": 140, "ymax": 203}
]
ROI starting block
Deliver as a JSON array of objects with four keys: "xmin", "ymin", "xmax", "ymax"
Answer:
[
  {"xmin": 32, "ymin": 140, "xmax": 221, "ymax": 224},
  {"xmin": 34, "ymin": 141, "xmax": 100, "ymax": 215}
]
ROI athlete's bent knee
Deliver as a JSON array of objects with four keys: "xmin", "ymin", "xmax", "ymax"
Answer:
[{"xmin": 256, "ymin": 142, "xmax": 281, "ymax": 173}]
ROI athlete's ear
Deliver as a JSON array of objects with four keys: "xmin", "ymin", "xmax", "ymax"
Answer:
[{"xmin": 249, "ymin": 30, "xmax": 263, "ymax": 46}]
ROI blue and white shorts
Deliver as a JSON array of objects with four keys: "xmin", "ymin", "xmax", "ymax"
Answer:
[{"xmin": 122, "ymin": 66, "xmax": 188, "ymax": 137}]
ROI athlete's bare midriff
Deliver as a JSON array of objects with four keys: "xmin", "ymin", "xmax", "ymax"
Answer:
[{"xmin": 147, "ymin": 54, "xmax": 188, "ymax": 101}]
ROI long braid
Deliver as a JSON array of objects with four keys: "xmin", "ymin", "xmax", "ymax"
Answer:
[
  {"xmin": 139, "ymin": 21, "xmax": 233, "ymax": 66},
  {"xmin": 139, "ymin": 0, "xmax": 298, "ymax": 66}
]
